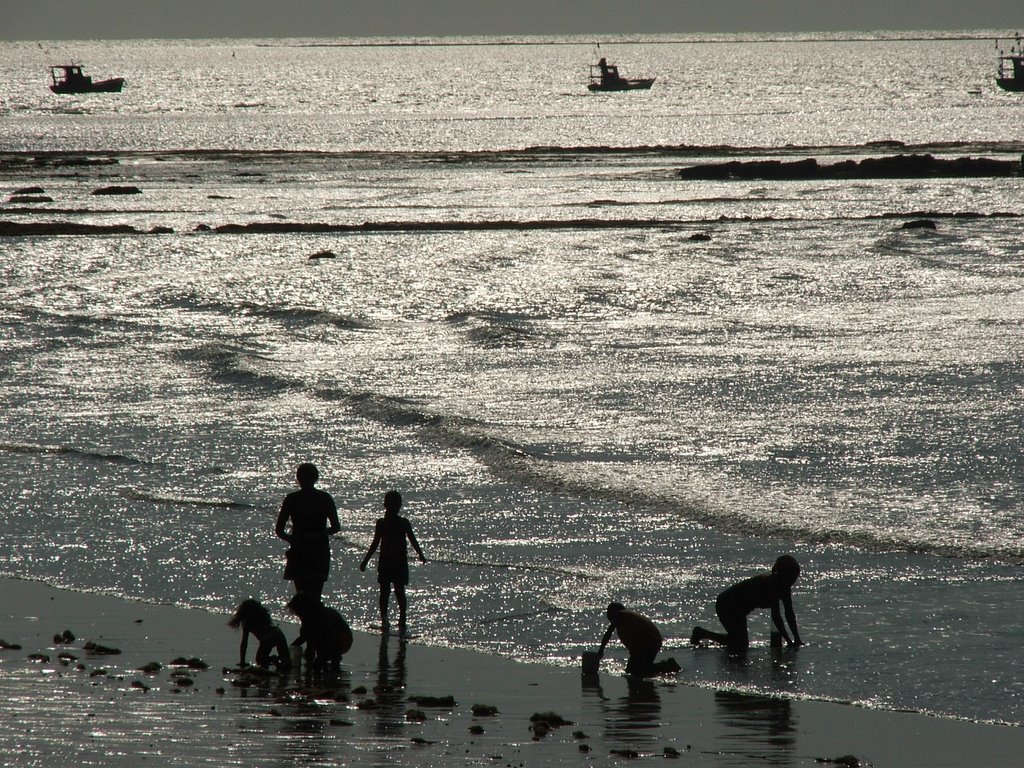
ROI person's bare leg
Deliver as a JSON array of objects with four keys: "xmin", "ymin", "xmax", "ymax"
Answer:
[
  {"xmin": 691, "ymin": 626, "xmax": 730, "ymax": 645},
  {"xmin": 395, "ymin": 585, "xmax": 408, "ymax": 634},
  {"xmin": 379, "ymin": 584, "xmax": 391, "ymax": 630}
]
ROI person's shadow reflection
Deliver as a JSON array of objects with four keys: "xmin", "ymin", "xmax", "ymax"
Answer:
[
  {"xmin": 714, "ymin": 690, "xmax": 795, "ymax": 765},
  {"xmin": 581, "ymin": 672, "xmax": 663, "ymax": 747},
  {"xmin": 373, "ymin": 634, "xmax": 408, "ymax": 736}
]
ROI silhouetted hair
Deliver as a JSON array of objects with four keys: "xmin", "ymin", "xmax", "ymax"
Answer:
[
  {"xmin": 296, "ymin": 463, "xmax": 319, "ymax": 487},
  {"xmin": 606, "ymin": 601, "xmax": 625, "ymax": 621},
  {"xmin": 228, "ymin": 598, "xmax": 273, "ymax": 631},
  {"xmin": 383, "ymin": 490, "xmax": 402, "ymax": 512}
]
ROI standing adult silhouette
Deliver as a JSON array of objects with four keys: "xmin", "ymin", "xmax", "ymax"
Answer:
[{"xmin": 275, "ymin": 463, "xmax": 341, "ymax": 600}]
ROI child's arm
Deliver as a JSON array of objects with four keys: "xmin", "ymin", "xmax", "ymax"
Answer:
[
  {"xmin": 770, "ymin": 600, "xmax": 791, "ymax": 644},
  {"xmin": 239, "ymin": 628, "xmax": 251, "ymax": 666},
  {"xmin": 359, "ymin": 524, "xmax": 382, "ymax": 571},
  {"xmin": 407, "ymin": 524, "xmax": 426, "ymax": 563},
  {"xmin": 596, "ymin": 623, "xmax": 615, "ymax": 657},
  {"xmin": 326, "ymin": 498, "xmax": 341, "ymax": 536},
  {"xmin": 274, "ymin": 506, "xmax": 292, "ymax": 543},
  {"xmin": 781, "ymin": 590, "xmax": 803, "ymax": 646}
]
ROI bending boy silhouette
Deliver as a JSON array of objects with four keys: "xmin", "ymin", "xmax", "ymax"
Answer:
[
  {"xmin": 359, "ymin": 490, "xmax": 426, "ymax": 636},
  {"xmin": 596, "ymin": 602, "xmax": 680, "ymax": 677},
  {"xmin": 691, "ymin": 555, "xmax": 804, "ymax": 652}
]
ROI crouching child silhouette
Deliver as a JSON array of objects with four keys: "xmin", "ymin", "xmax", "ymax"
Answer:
[
  {"xmin": 594, "ymin": 602, "xmax": 681, "ymax": 677},
  {"xmin": 691, "ymin": 555, "xmax": 804, "ymax": 653},
  {"xmin": 287, "ymin": 592, "xmax": 354, "ymax": 671},
  {"xmin": 228, "ymin": 599, "xmax": 291, "ymax": 671}
]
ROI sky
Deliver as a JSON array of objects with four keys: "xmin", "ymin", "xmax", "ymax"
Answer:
[{"xmin": 3, "ymin": 0, "xmax": 1023, "ymax": 40}]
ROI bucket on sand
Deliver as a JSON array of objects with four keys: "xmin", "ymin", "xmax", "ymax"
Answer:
[{"xmin": 581, "ymin": 651, "xmax": 601, "ymax": 675}]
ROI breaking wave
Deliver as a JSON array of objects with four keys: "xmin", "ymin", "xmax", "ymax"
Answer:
[
  {"xmin": 117, "ymin": 488, "xmax": 259, "ymax": 510},
  {"xmin": 312, "ymin": 389, "xmax": 1024, "ymax": 563},
  {"xmin": 0, "ymin": 442, "xmax": 150, "ymax": 466}
]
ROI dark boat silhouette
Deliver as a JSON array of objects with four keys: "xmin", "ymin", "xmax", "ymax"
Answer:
[
  {"xmin": 49, "ymin": 64, "xmax": 125, "ymax": 94},
  {"xmin": 587, "ymin": 57, "xmax": 655, "ymax": 92},
  {"xmin": 995, "ymin": 36, "xmax": 1024, "ymax": 92}
]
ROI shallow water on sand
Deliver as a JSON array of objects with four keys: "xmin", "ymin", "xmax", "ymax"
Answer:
[{"xmin": 1, "ymin": 34, "xmax": 1023, "ymax": 727}]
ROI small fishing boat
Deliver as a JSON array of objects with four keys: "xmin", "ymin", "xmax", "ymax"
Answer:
[
  {"xmin": 587, "ymin": 57, "xmax": 655, "ymax": 92},
  {"xmin": 49, "ymin": 64, "xmax": 125, "ymax": 94},
  {"xmin": 995, "ymin": 35, "xmax": 1024, "ymax": 92}
]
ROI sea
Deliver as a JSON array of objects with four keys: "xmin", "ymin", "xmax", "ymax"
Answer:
[{"xmin": 1, "ymin": 32, "xmax": 1022, "ymax": 728}]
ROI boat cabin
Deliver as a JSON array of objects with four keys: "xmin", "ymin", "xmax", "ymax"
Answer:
[
  {"xmin": 996, "ymin": 36, "xmax": 1024, "ymax": 92},
  {"xmin": 51, "ymin": 65, "xmax": 92, "ymax": 89}
]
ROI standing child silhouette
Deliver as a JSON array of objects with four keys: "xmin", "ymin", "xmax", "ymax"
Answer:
[{"xmin": 360, "ymin": 490, "xmax": 426, "ymax": 636}]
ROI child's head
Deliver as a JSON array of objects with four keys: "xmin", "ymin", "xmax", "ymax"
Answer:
[
  {"xmin": 228, "ymin": 598, "xmax": 272, "ymax": 630},
  {"xmin": 296, "ymin": 463, "xmax": 319, "ymax": 489},
  {"xmin": 771, "ymin": 555, "xmax": 801, "ymax": 586},
  {"xmin": 383, "ymin": 490, "xmax": 402, "ymax": 513},
  {"xmin": 606, "ymin": 601, "xmax": 626, "ymax": 622}
]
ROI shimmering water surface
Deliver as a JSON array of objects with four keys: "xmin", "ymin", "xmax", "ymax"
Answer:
[{"xmin": 1, "ymin": 33, "xmax": 1022, "ymax": 726}]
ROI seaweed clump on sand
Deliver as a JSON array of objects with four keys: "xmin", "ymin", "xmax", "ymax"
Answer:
[
  {"xmin": 530, "ymin": 710, "xmax": 573, "ymax": 726},
  {"xmin": 170, "ymin": 656, "xmax": 209, "ymax": 669},
  {"xmin": 409, "ymin": 694, "xmax": 456, "ymax": 708},
  {"xmin": 530, "ymin": 710, "xmax": 573, "ymax": 738},
  {"xmin": 815, "ymin": 756, "xmax": 862, "ymax": 767},
  {"xmin": 83, "ymin": 641, "xmax": 121, "ymax": 655}
]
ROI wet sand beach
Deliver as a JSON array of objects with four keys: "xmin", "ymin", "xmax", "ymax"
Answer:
[{"xmin": 1, "ymin": 577, "xmax": 1021, "ymax": 767}]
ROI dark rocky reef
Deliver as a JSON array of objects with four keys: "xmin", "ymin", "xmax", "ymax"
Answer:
[
  {"xmin": 678, "ymin": 154, "xmax": 1023, "ymax": 181},
  {"xmin": 92, "ymin": 185, "xmax": 143, "ymax": 195},
  {"xmin": 0, "ymin": 222, "xmax": 143, "ymax": 235}
]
